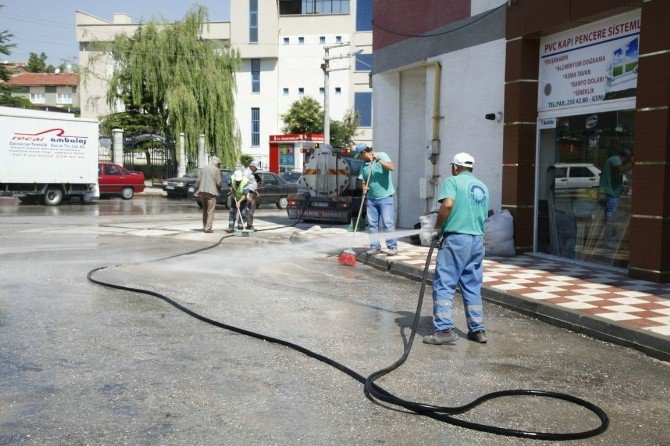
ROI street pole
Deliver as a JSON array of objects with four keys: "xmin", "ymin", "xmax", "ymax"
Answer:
[{"xmin": 321, "ymin": 43, "xmax": 360, "ymax": 147}]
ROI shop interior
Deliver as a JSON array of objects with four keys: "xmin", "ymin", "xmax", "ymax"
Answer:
[{"xmin": 536, "ymin": 110, "xmax": 635, "ymax": 268}]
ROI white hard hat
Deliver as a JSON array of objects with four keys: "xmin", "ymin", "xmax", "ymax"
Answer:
[
  {"xmin": 452, "ymin": 152, "xmax": 475, "ymax": 168},
  {"xmin": 249, "ymin": 161, "xmax": 259, "ymax": 168},
  {"xmin": 233, "ymin": 170, "xmax": 244, "ymax": 181}
]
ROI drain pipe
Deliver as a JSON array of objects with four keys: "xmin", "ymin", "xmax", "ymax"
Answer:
[{"xmin": 424, "ymin": 60, "xmax": 442, "ymax": 212}]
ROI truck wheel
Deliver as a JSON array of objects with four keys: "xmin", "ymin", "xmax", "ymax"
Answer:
[
  {"xmin": 276, "ymin": 196, "xmax": 288, "ymax": 209},
  {"xmin": 44, "ymin": 188, "xmax": 64, "ymax": 206},
  {"xmin": 121, "ymin": 187, "xmax": 134, "ymax": 200}
]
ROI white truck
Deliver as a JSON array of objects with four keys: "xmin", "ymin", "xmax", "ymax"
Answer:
[{"xmin": 0, "ymin": 106, "xmax": 99, "ymax": 205}]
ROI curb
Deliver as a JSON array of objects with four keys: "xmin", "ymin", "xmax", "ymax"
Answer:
[{"xmin": 356, "ymin": 252, "xmax": 670, "ymax": 362}]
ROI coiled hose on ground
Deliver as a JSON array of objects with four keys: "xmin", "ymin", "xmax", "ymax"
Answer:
[{"xmin": 87, "ymin": 222, "xmax": 608, "ymax": 441}]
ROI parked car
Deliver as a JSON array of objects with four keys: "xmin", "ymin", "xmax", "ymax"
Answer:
[
  {"xmin": 191, "ymin": 171, "xmax": 298, "ymax": 209},
  {"xmin": 280, "ymin": 171, "xmax": 302, "ymax": 183},
  {"xmin": 163, "ymin": 168, "xmax": 231, "ymax": 198},
  {"xmin": 98, "ymin": 162, "xmax": 146, "ymax": 199},
  {"xmin": 551, "ymin": 163, "xmax": 601, "ymax": 194}
]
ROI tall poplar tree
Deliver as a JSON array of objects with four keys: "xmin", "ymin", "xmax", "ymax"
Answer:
[{"xmin": 104, "ymin": 6, "xmax": 241, "ymax": 166}]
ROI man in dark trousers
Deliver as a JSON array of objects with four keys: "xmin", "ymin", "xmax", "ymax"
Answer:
[
  {"xmin": 424, "ymin": 152, "xmax": 490, "ymax": 345},
  {"xmin": 194, "ymin": 156, "xmax": 222, "ymax": 233}
]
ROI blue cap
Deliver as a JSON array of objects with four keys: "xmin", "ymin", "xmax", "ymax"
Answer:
[{"xmin": 353, "ymin": 143, "xmax": 368, "ymax": 159}]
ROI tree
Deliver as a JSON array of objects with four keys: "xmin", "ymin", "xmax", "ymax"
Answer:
[
  {"xmin": 330, "ymin": 109, "xmax": 359, "ymax": 149},
  {"xmin": 26, "ymin": 52, "xmax": 47, "ymax": 72},
  {"xmin": 0, "ymin": 5, "xmax": 31, "ymax": 107},
  {"xmin": 98, "ymin": 5, "xmax": 241, "ymax": 167},
  {"xmin": 281, "ymin": 97, "xmax": 359, "ymax": 148},
  {"xmin": 239, "ymin": 154, "xmax": 254, "ymax": 167},
  {"xmin": 281, "ymin": 97, "xmax": 324, "ymax": 134}
]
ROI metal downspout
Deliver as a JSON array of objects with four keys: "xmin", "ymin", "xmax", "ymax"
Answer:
[{"xmin": 423, "ymin": 61, "xmax": 442, "ymax": 211}]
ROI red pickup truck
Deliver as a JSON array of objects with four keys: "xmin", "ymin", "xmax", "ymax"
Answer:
[{"xmin": 98, "ymin": 162, "xmax": 146, "ymax": 199}]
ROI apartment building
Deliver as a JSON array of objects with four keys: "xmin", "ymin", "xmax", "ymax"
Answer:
[
  {"xmin": 76, "ymin": 0, "xmax": 373, "ymax": 167},
  {"xmin": 5, "ymin": 72, "xmax": 79, "ymax": 111}
]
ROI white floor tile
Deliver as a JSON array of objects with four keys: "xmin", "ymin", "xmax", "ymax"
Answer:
[
  {"xmin": 572, "ymin": 288, "xmax": 609, "ymax": 295},
  {"xmin": 521, "ymin": 291, "xmax": 558, "ymax": 300},
  {"xmin": 578, "ymin": 283, "xmax": 612, "ymax": 289},
  {"xmin": 562, "ymin": 295, "xmax": 604, "ymax": 303},
  {"xmin": 501, "ymin": 278, "xmax": 534, "ymax": 284},
  {"xmin": 557, "ymin": 301, "xmax": 597, "ymax": 310},
  {"xmin": 615, "ymin": 291, "xmax": 653, "ymax": 298},
  {"xmin": 609, "ymin": 297, "xmax": 648, "ymax": 305},
  {"xmin": 542, "ymin": 281, "xmax": 573, "ymax": 287},
  {"xmin": 492, "ymin": 283, "xmax": 526, "ymax": 291},
  {"xmin": 599, "ymin": 304, "xmax": 645, "ymax": 313},
  {"xmin": 644, "ymin": 326, "xmax": 670, "ymax": 336},
  {"xmin": 596, "ymin": 312, "xmax": 640, "ymax": 321},
  {"xmin": 532, "ymin": 286, "xmax": 565, "ymax": 293}
]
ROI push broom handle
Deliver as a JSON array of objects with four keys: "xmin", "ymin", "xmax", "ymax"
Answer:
[{"xmin": 351, "ymin": 159, "xmax": 376, "ymax": 238}]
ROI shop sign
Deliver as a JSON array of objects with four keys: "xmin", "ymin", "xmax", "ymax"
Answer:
[
  {"xmin": 538, "ymin": 10, "xmax": 640, "ymax": 112},
  {"xmin": 538, "ymin": 117, "xmax": 556, "ymax": 129}
]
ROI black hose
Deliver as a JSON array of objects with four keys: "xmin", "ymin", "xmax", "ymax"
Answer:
[{"xmin": 87, "ymin": 227, "xmax": 608, "ymax": 440}]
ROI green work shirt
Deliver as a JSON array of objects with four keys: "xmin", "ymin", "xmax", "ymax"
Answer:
[
  {"xmin": 438, "ymin": 172, "xmax": 489, "ymax": 236},
  {"xmin": 358, "ymin": 152, "xmax": 395, "ymax": 200},
  {"xmin": 599, "ymin": 155, "xmax": 623, "ymax": 197}
]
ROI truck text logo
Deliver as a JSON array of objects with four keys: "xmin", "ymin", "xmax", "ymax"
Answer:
[{"xmin": 12, "ymin": 128, "xmax": 88, "ymax": 144}]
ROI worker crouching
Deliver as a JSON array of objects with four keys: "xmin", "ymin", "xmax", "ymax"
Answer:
[{"xmin": 226, "ymin": 170, "xmax": 252, "ymax": 233}]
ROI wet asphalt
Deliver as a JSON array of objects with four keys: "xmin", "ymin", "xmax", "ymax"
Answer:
[{"xmin": 0, "ymin": 196, "xmax": 668, "ymax": 446}]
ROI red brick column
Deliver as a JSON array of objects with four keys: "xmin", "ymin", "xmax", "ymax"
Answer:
[
  {"xmin": 503, "ymin": 4, "xmax": 539, "ymax": 253},
  {"xmin": 629, "ymin": 0, "xmax": 670, "ymax": 282}
]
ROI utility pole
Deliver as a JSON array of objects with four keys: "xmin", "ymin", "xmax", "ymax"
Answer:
[{"xmin": 321, "ymin": 44, "xmax": 362, "ymax": 145}]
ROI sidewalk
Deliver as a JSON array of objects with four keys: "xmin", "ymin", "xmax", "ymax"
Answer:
[{"xmin": 356, "ymin": 241, "xmax": 670, "ymax": 361}]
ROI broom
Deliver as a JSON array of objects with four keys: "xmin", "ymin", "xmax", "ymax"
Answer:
[{"xmin": 338, "ymin": 158, "xmax": 375, "ymax": 266}]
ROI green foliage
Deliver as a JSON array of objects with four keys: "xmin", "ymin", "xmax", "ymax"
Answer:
[
  {"xmin": 100, "ymin": 112, "xmax": 161, "ymax": 136},
  {"xmin": 281, "ymin": 97, "xmax": 359, "ymax": 148},
  {"xmin": 98, "ymin": 5, "xmax": 241, "ymax": 167},
  {"xmin": 281, "ymin": 97, "xmax": 324, "ymax": 134},
  {"xmin": 26, "ymin": 52, "xmax": 54, "ymax": 73},
  {"xmin": 330, "ymin": 109, "xmax": 359, "ymax": 149},
  {"xmin": 0, "ymin": 7, "xmax": 30, "ymax": 107},
  {"xmin": 239, "ymin": 154, "xmax": 254, "ymax": 168}
]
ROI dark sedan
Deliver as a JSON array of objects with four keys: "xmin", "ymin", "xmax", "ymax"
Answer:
[
  {"xmin": 190, "ymin": 171, "xmax": 298, "ymax": 209},
  {"xmin": 165, "ymin": 169, "xmax": 231, "ymax": 198}
]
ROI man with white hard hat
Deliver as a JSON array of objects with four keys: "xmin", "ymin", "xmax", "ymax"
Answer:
[
  {"xmin": 424, "ymin": 152, "xmax": 490, "ymax": 346},
  {"xmin": 243, "ymin": 161, "xmax": 260, "ymax": 230},
  {"xmin": 226, "ymin": 169, "xmax": 251, "ymax": 233}
]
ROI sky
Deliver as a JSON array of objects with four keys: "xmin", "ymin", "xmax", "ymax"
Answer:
[{"xmin": 1, "ymin": 0, "xmax": 230, "ymax": 67}]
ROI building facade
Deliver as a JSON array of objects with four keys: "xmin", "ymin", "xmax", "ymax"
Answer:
[
  {"xmin": 373, "ymin": 0, "xmax": 669, "ymax": 282},
  {"xmin": 76, "ymin": 0, "xmax": 373, "ymax": 169},
  {"xmin": 5, "ymin": 72, "xmax": 79, "ymax": 111}
]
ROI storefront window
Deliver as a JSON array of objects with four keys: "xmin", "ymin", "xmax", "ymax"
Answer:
[{"xmin": 537, "ymin": 110, "xmax": 635, "ymax": 268}]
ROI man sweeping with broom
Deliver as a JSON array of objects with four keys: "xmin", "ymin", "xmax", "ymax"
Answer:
[{"xmin": 354, "ymin": 143, "xmax": 398, "ymax": 257}]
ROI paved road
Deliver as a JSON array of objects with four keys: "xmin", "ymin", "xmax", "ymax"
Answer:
[{"xmin": 1, "ymin": 196, "xmax": 668, "ymax": 445}]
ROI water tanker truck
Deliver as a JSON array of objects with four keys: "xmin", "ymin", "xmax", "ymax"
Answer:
[{"xmin": 286, "ymin": 144, "xmax": 364, "ymax": 224}]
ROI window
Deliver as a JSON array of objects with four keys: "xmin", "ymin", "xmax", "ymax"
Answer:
[
  {"xmin": 45, "ymin": 86, "xmax": 57, "ymax": 93},
  {"xmin": 335, "ymin": 35, "xmax": 342, "ymax": 43},
  {"xmin": 249, "ymin": 0, "xmax": 258, "ymax": 43},
  {"xmin": 283, "ymin": 37, "xmax": 290, "ymax": 45},
  {"xmin": 319, "ymin": 36, "xmax": 325, "ymax": 44},
  {"xmin": 30, "ymin": 93, "xmax": 45, "ymax": 104},
  {"xmin": 251, "ymin": 108, "xmax": 260, "ymax": 147},
  {"xmin": 335, "ymin": 87, "xmax": 341, "ymax": 95},
  {"xmin": 279, "ymin": 0, "xmax": 350, "ymax": 15},
  {"xmin": 57, "ymin": 92, "xmax": 73, "ymax": 104},
  {"xmin": 319, "ymin": 87, "xmax": 325, "ymax": 95},
  {"xmin": 283, "ymin": 88, "xmax": 289, "ymax": 95},
  {"xmin": 298, "ymin": 87, "xmax": 305, "ymax": 95},
  {"xmin": 104, "ymin": 164, "xmax": 120, "ymax": 175},
  {"xmin": 251, "ymin": 59, "xmax": 260, "ymax": 93},
  {"xmin": 356, "ymin": 0, "xmax": 372, "ymax": 31},
  {"xmin": 263, "ymin": 173, "xmax": 279, "ymax": 185},
  {"xmin": 354, "ymin": 92, "xmax": 372, "ymax": 127},
  {"xmin": 355, "ymin": 53, "xmax": 373, "ymax": 71},
  {"xmin": 298, "ymin": 36, "xmax": 304, "ymax": 45},
  {"xmin": 571, "ymin": 166, "xmax": 596, "ymax": 178}
]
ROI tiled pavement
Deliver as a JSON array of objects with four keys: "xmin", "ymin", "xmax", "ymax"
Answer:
[{"xmin": 357, "ymin": 241, "xmax": 670, "ymax": 361}]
